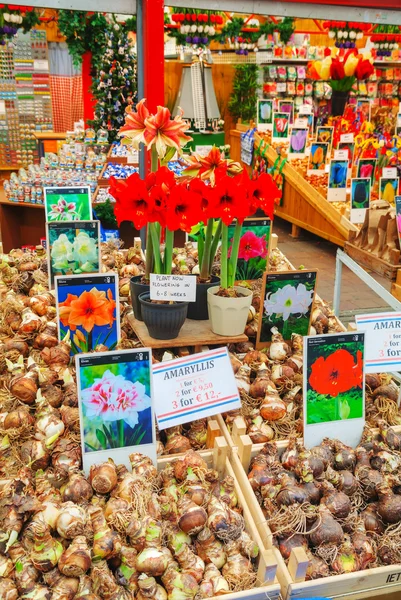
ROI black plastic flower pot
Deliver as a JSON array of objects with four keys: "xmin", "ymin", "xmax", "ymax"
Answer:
[
  {"xmin": 139, "ymin": 292, "xmax": 188, "ymax": 340},
  {"xmin": 331, "ymin": 90, "xmax": 349, "ymax": 117},
  {"xmin": 187, "ymin": 276, "xmax": 221, "ymax": 321},
  {"xmin": 130, "ymin": 275, "xmax": 150, "ymax": 321}
]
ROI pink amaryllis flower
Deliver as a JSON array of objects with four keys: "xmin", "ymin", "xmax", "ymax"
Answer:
[
  {"xmin": 119, "ymin": 99, "xmax": 150, "ymax": 147},
  {"xmin": 233, "ymin": 230, "xmax": 268, "ymax": 261},
  {"xmin": 82, "ymin": 370, "xmax": 151, "ymax": 429},
  {"xmin": 144, "ymin": 106, "xmax": 192, "ymax": 159}
]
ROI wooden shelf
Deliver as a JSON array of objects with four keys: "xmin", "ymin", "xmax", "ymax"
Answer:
[
  {"xmin": 0, "ymin": 165, "xmax": 19, "ymax": 171},
  {"xmin": 128, "ymin": 313, "xmax": 248, "ymax": 350},
  {"xmin": 0, "ymin": 198, "xmax": 44, "ymax": 209},
  {"xmin": 33, "ymin": 132, "xmax": 67, "ymax": 140}
]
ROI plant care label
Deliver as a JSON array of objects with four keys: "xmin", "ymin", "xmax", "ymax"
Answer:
[
  {"xmin": 152, "ymin": 347, "xmax": 241, "ymax": 429},
  {"xmin": 303, "ymin": 332, "xmax": 365, "ymax": 449},
  {"xmin": 334, "ymin": 150, "xmax": 348, "ymax": 161},
  {"xmin": 355, "ymin": 312, "xmax": 401, "ymax": 373},
  {"xmin": 340, "ymin": 133, "xmax": 354, "ymax": 143},
  {"xmin": 76, "ymin": 348, "xmax": 156, "ymax": 473},
  {"xmin": 149, "ymin": 274, "xmax": 196, "ymax": 302},
  {"xmin": 383, "ymin": 167, "xmax": 398, "ymax": 179}
]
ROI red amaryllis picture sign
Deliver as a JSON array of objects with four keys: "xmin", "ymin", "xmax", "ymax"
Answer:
[{"xmin": 303, "ymin": 332, "xmax": 365, "ymax": 448}]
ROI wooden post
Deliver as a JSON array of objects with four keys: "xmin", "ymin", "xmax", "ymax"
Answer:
[
  {"xmin": 206, "ymin": 420, "xmax": 221, "ymax": 449},
  {"xmin": 257, "ymin": 549, "xmax": 278, "ymax": 585},
  {"xmin": 232, "ymin": 416, "xmax": 247, "ymax": 444},
  {"xmin": 238, "ymin": 434, "xmax": 253, "ymax": 471},
  {"xmin": 213, "ymin": 437, "xmax": 228, "ymax": 477},
  {"xmin": 290, "ymin": 224, "xmax": 301, "ymax": 239},
  {"xmin": 287, "ymin": 547, "xmax": 309, "ymax": 583}
]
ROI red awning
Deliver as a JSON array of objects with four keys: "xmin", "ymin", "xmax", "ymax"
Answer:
[{"xmin": 280, "ymin": 0, "xmax": 400, "ymax": 8}]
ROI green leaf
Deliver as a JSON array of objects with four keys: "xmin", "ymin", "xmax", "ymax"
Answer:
[{"xmin": 96, "ymin": 428, "xmax": 107, "ymax": 449}]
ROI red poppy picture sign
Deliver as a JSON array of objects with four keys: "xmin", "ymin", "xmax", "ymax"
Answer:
[{"xmin": 303, "ymin": 332, "xmax": 365, "ymax": 448}]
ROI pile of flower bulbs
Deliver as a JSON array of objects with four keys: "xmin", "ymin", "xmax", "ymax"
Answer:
[
  {"xmin": 0, "ymin": 448, "xmax": 260, "ymax": 600},
  {"xmin": 247, "ymin": 424, "xmax": 401, "ymax": 578}
]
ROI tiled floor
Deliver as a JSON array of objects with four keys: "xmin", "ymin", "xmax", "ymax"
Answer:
[{"xmin": 274, "ymin": 218, "xmax": 392, "ymax": 317}]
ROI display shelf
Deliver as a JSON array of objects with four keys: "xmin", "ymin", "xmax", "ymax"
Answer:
[
  {"xmin": 0, "ymin": 197, "xmax": 44, "ymax": 209},
  {"xmin": 230, "ymin": 127, "xmax": 358, "ymax": 247},
  {"xmin": 128, "ymin": 313, "xmax": 248, "ymax": 350}
]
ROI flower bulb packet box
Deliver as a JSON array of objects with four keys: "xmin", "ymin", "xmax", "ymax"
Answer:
[
  {"xmin": 327, "ymin": 159, "xmax": 349, "ymax": 202},
  {"xmin": 55, "ymin": 273, "xmax": 120, "ymax": 356},
  {"xmin": 76, "ymin": 348, "xmax": 156, "ymax": 474},
  {"xmin": 152, "ymin": 347, "xmax": 241, "ymax": 431},
  {"xmin": 43, "ymin": 185, "xmax": 93, "ymax": 222},
  {"xmin": 350, "ymin": 178, "xmax": 371, "ymax": 224},
  {"xmin": 257, "ymin": 99, "xmax": 273, "ymax": 131},
  {"xmin": 227, "ymin": 218, "xmax": 271, "ymax": 282},
  {"xmin": 46, "ymin": 220, "xmax": 101, "ymax": 289},
  {"xmin": 256, "ymin": 269, "xmax": 317, "ymax": 350},
  {"xmin": 307, "ymin": 142, "xmax": 329, "ymax": 176},
  {"xmin": 303, "ymin": 332, "xmax": 365, "ymax": 449}
]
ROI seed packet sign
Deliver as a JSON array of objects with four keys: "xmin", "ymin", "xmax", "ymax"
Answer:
[
  {"xmin": 256, "ymin": 270, "xmax": 317, "ymax": 349},
  {"xmin": 307, "ymin": 142, "xmax": 329, "ymax": 175},
  {"xmin": 152, "ymin": 347, "xmax": 241, "ymax": 430},
  {"xmin": 303, "ymin": 332, "xmax": 365, "ymax": 449},
  {"xmin": 257, "ymin": 99, "xmax": 273, "ymax": 131},
  {"xmin": 350, "ymin": 178, "xmax": 371, "ymax": 224},
  {"xmin": 328, "ymin": 159, "xmax": 348, "ymax": 202},
  {"xmin": 355, "ymin": 312, "xmax": 401, "ymax": 373},
  {"xmin": 272, "ymin": 112, "xmax": 290, "ymax": 142},
  {"xmin": 288, "ymin": 127, "xmax": 308, "ymax": 159},
  {"xmin": 46, "ymin": 220, "xmax": 101, "ymax": 289},
  {"xmin": 150, "ymin": 274, "xmax": 196, "ymax": 302},
  {"xmin": 227, "ymin": 218, "xmax": 271, "ymax": 281},
  {"xmin": 43, "ymin": 186, "xmax": 92, "ymax": 222},
  {"xmin": 76, "ymin": 348, "xmax": 156, "ymax": 473},
  {"xmin": 55, "ymin": 273, "xmax": 120, "ymax": 355}
]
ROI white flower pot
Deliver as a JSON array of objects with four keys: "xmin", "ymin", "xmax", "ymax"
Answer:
[{"xmin": 207, "ymin": 286, "xmax": 253, "ymax": 337}]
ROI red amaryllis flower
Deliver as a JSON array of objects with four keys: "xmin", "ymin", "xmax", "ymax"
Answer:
[
  {"xmin": 183, "ymin": 146, "xmax": 242, "ymax": 185},
  {"xmin": 119, "ymin": 99, "xmax": 149, "ymax": 147},
  {"xmin": 164, "ymin": 184, "xmax": 200, "ymax": 232},
  {"xmin": 230, "ymin": 230, "xmax": 268, "ymax": 261},
  {"xmin": 110, "ymin": 173, "xmax": 153, "ymax": 229},
  {"xmin": 212, "ymin": 175, "xmax": 249, "ymax": 226},
  {"xmin": 189, "ymin": 178, "xmax": 216, "ymax": 219},
  {"xmin": 145, "ymin": 166, "xmax": 176, "ymax": 193},
  {"xmin": 309, "ymin": 349, "xmax": 363, "ymax": 398},
  {"xmin": 148, "ymin": 185, "xmax": 168, "ymax": 226},
  {"xmin": 249, "ymin": 173, "xmax": 281, "ymax": 219},
  {"xmin": 144, "ymin": 106, "xmax": 192, "ymax": 158}
]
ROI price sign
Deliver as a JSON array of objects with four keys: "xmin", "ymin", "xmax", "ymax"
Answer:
[
  {"xmin": 150, "ymin": 274, "xmax": 196, "ymax": 302},
  {"xmin": 340, "ymin": 133, "xmax": 354, "ymax": 143},
  {"xmin": 334, "ymin": 150, "xmax": 349, "ymax": 161},
  {"xmin": 294, "ymin": 118, "xmax": 308, "ymax": 128},
  {"xmin": 152, "ymin": 347, "xmax": 241, "ymax": 429},
  {"xmin": 383, "ymin": 167, "xmax": 397, "ymax": 178},
  {"xmin": 127, "ymin": 151, "xmax": 138, "ymax": 164},
  {"xmin": 299, "ymin": 104, "xmax": 312, "ymax": 115},
  {"xmin": 356, "ymin": 312, "xmax": 401, "ymax": 373},
  {"xmin": 34, "ymin": 59, "xmax": 49, "ymax": 71}
]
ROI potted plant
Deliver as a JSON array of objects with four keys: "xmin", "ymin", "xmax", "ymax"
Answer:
[
  {"xmin": 206, "ymin": 170, "xmax": 281, "ymax": 336},
  {"xmin": 110, "ymin": 99, "xmax": 196, "ymax": 338}
]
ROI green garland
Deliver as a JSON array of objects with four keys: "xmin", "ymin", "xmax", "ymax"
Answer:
[
  {"xmin": 259, "ymin": 17, "xmax": 295, "ymax": 45},
  {"xmin": 57, "ymin": 11, "xmax": 109, "ymax": 67}
]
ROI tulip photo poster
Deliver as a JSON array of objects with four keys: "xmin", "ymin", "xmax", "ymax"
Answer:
[
  {"xmin": 44, "ymin": 186, "xmax": 92, "ymax": 222},
  {"xmin": 272, "ymin": 112, "xmax": 290, "ymax": 141},
  {"xmin": 227, "ymin": 218, "xmax": 271, "ymax": 281},
  {"xmin": 328, "ymin": 159, "xmax": 349, "ymax": 202},
  {"xmin": 256, "ymin": 270, "xmax": 317, "ymax": 349},
  {"xmin": 46, "ymin": 221, "xmax": 100, "ymax": 288},
  {"xmin": 307, "ymin": 142, "xmax": 329, "ymax": 175},
  {"xmin": 278, "ymin": 100, "xmax": 294, "ymax": 124},
  {"xmin": 357, "ymin": 158, "xmax": 377, "ymax": 184},
  {"xmin": 379, "ymin": 177, "xmax": 399, "ymax": 205},
  {"xmin": 396, "ymin": 196, "xmax": 401, "ymax": 249},
  {"xmin": 257, "ymin": 99, "xmax": 273, "ymax": 131},
  {"xmin": 76, "ymin": 348, "xmax": 156, "ymax": 473},
  {"xmin": 55, "ymin": 273, "xmax": 120, "ymax": 355},
  {"xmin": 303, "ymin": 332, "xmax": 365, "ymax": 449},
  {"xmin": 316, "ymin": 126, "xmax": 334, "ymax": 149},
  {"xmin": 288, "ymin": 127, "xmax": 308, "ymax": 159},
  {"xmin": 350, "ymin": 178, "xmax": 371, "ymax": 224}
]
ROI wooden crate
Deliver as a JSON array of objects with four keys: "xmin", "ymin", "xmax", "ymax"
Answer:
[
  {"xmin": 345, "ymin": 241, "xmax": 401, "ymax": 280},
  {"xmin": 157, "ymin": 437, "xmax": 282, "ymax": 600},
  {"xmin": 230, "ymin": 435, "xmax": 401, "ymax": 600}
]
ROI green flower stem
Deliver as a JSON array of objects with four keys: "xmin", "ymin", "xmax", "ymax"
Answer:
[
  {"xmin": 118, "ymin": 420, "xmax": 125, "ymax": 448},
  {"xmin": 200, "ymin": 218, "xmax": 214, "ymax": 280},
  {"xmin": 197, "ymin": 232, "xmax": 204, "ymax": 272},
  {"xmin": 151, "ymin": 146, "xmax": 158, "ymax": 172},
  {"xmin": 164, "ymin": 228, "xmax": 174, "ymax": 275},
  {"xmin": 149, "ymin": 224, "xmax": 163, "ymax": 274},
  {"xmin": 87, "ymin": 331, "xmax": 93, "ymax": 352},
  {"xmin": 209, "ymin": 219, "xmax": 222, "ymax": 274},
  {"xmin": 227, "ymin": 220, "xmax": 242, "ymax": 288},
  {"xmin": 144, "ymin": 226, "xmax": 154, "ymax": 280},
  {"xmin": 220, "ymin": 223, "xmax": 228, "ymax": 289}
]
